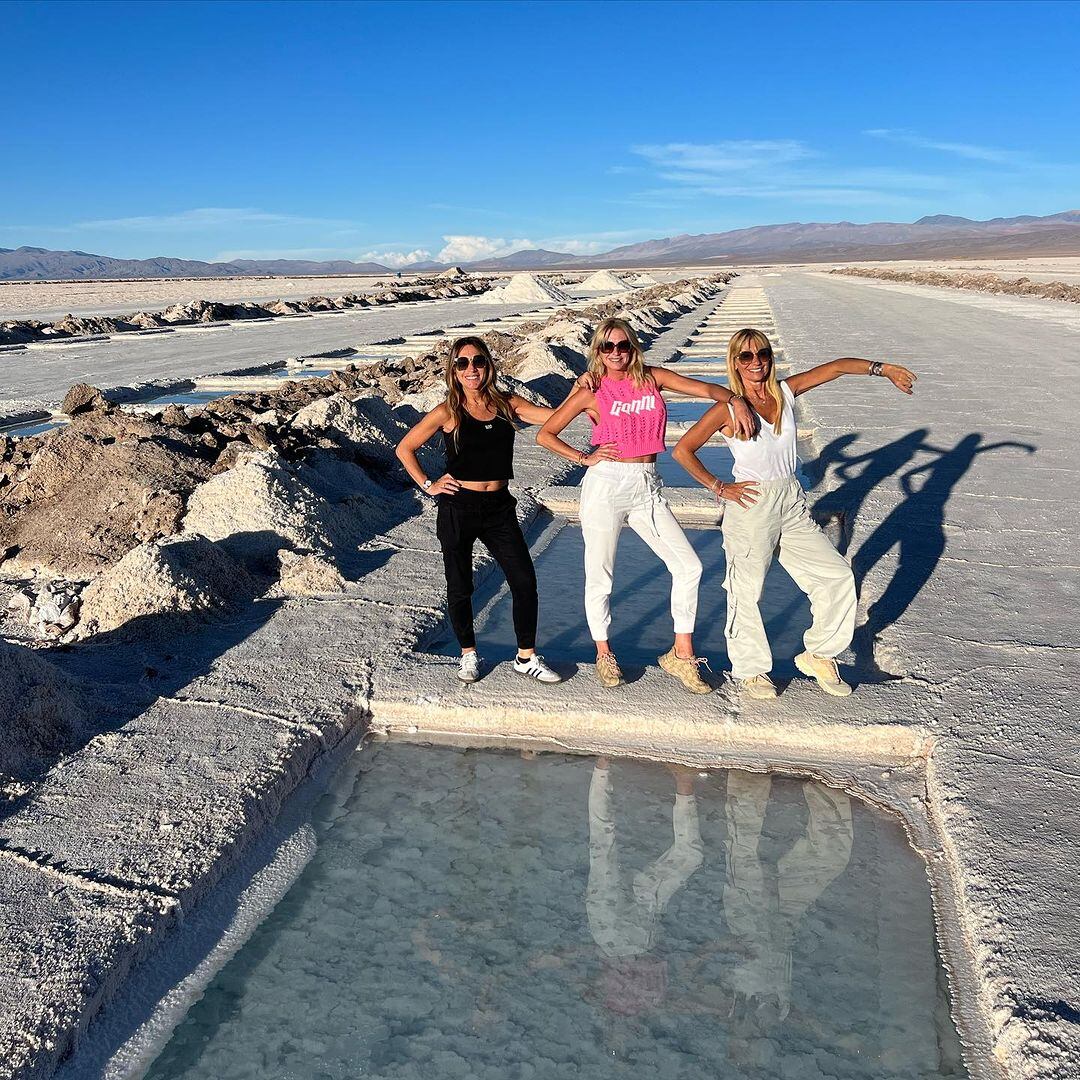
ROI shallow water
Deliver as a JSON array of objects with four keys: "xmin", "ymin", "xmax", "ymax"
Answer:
[{"xmin": 145, "ymin": 745, "xmax": 966, "ymax": 1080}]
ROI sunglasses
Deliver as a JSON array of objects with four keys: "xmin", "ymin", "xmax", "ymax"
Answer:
[
  {"xmin": 736, "ymin": 348, "xmax": 773, "ymax": 363},
  {"xmin": 599, "ymin": 340, "xmax": 633, "ymax": 356},
  {"xmin": 454, "ymin": 355, "xmax": 488, "ymax": 371}
]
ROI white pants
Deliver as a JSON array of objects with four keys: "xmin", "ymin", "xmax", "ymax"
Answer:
[
  {"xmin": 587, "ymin": 764, "xmax": 704, "ymax": 958},
  {"xmin": 580, "ymin": 461, "xmax": 702, "ymax": 642},
  {"xmin": 721, "ymin": 475, "xmax": 856, "ymax": 679}
]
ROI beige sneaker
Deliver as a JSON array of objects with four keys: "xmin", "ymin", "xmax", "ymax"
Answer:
[
  {"xmin": 658, "ymin": 648, "xmax": 713, "ymax": 695},
  {"xmin": 595, "ymin": 652, "xmax": 624, "ymax": 688},
  {"xmin": 739, "ymin": 674, "xmax": 778, "ymax": 700},
  {"xmin": 794, "ymin": 652, "xmax": 852, "ymax": 697}
]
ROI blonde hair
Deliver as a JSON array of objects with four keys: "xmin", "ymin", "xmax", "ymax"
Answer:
[
  {"xmin": 587, "ymin": 318, "xmax": 652, "ymax": 390},
  {"xmin": 727, "ymin": 328, "xmax": 783, "ymax": 439},
  {"xmin": 444, "ymin": 336, "xmax": 517, "ymax": 448}
]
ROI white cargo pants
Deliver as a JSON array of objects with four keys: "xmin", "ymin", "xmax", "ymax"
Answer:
[
  {"xmin": 721, "ymin": 476, "xmax": 855, "ymax": 679},
  {"xmin": 580, "ymin": 461, "xmax": 702, "ymax": 642}
]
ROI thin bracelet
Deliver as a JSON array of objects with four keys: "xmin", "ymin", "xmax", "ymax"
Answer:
[{"xmin": 711, "ymin": 478, "xmax": 726, "ymax": 499}]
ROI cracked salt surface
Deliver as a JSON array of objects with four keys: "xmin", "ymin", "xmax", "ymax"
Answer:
[{"xmin": 142, "ymin": 743, "xmax": 966, "ymax": 1080}]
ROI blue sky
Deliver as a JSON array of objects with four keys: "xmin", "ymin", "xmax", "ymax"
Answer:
[{"xmin": 5, "ymin": 0, "xmax": 1079, "ymax": 264}]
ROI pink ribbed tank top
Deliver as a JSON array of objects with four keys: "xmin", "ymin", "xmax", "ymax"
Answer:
[{"xmin": 591, "ymin": 374, "xmax": 667, "ymax": 457}]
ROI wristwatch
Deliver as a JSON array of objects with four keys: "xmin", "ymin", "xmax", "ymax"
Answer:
[{"xmin": 422, "ymin": 478, "xmax": 434, "ymax": 491}]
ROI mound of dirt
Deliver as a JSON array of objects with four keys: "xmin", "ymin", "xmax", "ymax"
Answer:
[
  {"xmin": 0, "ymin": 410, "xmax": 213, "ymax": 576},
  {"xmin": 830, "ymin": 266, "xmax": 1080, "ymax": 303},
  {"xmin": 72, "ymin": 534, "xmax": 256, "ymax": 639},
  {"xmin": 0, "ymin": 639, "xmax": 90, "ymax": 783},
  {"xmin": 181, "ymin": 450, "xmax": 393, "ymax": 571}
]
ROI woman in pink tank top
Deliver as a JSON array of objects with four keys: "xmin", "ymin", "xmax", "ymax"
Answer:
[{"xmin": 538, "ymin": 317, "xmax": 756, "ymax": 692}]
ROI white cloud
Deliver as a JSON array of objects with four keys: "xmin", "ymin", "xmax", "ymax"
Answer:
[
  {"xmin": 623, "ymin": 138, "xmax": 966, "ymax": 208},
  {"xmin": 632, "ymin": 141, "xmax": 815, "ymax": 176},
  {"xmin": 359, "ymin": 248, "xmax": 433, "ymax": 267},
  {"xmin": 436, "ymin": 235, "xmax": 535, "ymax": 262},
  {"xmin": 864, "ymin": 129, "xmax": 1022, "ymax": 164}
]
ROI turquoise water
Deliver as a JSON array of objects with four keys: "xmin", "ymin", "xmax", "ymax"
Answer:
[{"xmin": 145, "ymin": 745, "xmax": 966, "ymax": 1079}]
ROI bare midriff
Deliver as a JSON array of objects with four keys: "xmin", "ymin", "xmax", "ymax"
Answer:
[{"xmin": 457, "ymin": 478, "xmax": 508, "ymax": 491}]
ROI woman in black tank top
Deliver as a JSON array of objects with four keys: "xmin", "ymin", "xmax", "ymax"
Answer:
[{"xmin": 396, "ymin": 337, "xmax": 563, "ymax": 685}]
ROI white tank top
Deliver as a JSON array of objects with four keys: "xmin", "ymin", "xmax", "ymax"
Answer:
[{"xmin": 721, "ymin": 380, "xmax": 798, "ymax": 482}]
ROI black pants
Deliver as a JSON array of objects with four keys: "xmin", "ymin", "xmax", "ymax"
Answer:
[{"xmin": 436, "ymin": 488, "xmax": 538, "ymax": 651}]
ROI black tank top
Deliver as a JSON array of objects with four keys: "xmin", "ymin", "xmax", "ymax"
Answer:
[{"xmin": 443, "ymin": 408, "xmax": 516, "ymax": 480}]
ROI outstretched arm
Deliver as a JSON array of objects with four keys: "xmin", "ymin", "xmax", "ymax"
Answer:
[
  {"xmin": 652, "ymin": 367, "xmax": 757, "ymax": 439},
  {"xmin": 786, "ymin": 359, "xmax": 917, "ymax": 397},
  {"xmin": 509, "ymin": 395, "xmax": 554, "ymax": 427},
  {"xmin": 536, "ymin": 387, "xmax": 619, "ymax": 465},
  {"xmin": 672, "ymin": 403, "xmax": 760, "ymax": 507}
]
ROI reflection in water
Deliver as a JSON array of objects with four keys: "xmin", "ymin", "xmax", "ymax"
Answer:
[
  {"xmin": 586, "ymin": 761, "xmax": 703, "ymax": 1013},
  {"xmin": 723, "ymin": 771, "xmax": 852, "ymax": 1021},
  {"xmin": 145, "ymin": 745, "xmax": 966, "ymax": 1080}
]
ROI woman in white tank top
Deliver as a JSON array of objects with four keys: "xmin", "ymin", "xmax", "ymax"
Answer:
[{"xmin": 673, "ymin": 328, "xmax": 916, "ymax": 699}]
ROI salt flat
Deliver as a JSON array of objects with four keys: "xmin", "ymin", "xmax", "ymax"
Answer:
[
  {"xmin": 0, "ymin": 296, "xmax": 566, "ymax": 417},
  {"xmin": 2, "ymin": 272, "xmax": 1077, "ymax": 1079},
  {"xmin": 0, "ymin": 275, "xmax": 396, "ymax": 322}
]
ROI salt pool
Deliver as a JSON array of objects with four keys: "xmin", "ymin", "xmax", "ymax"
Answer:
[{"xmin": 144, "ymin": 744, "xmax": 967, "ymax": 1079}]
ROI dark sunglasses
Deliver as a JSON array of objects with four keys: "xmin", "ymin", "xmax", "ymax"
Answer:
[
  {"xmin": 599, "ymin": 340, "xmax": 632, "ymax": 356},
  {"xmin": 736, "ymin": 348, "xmax": 773, "ymax": 363},
  {"xmin": 454, "ymin": 355, "xmax": 488, "ymax": 370}
]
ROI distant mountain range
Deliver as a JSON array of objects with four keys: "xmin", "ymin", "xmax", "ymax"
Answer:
[
  {"xmin": 4, "ymin": 210, "xmax": 1079, "ymax": 280},
  {"xmin": 0, "ymin": 248, "xmax": 394, "ymax": 281}
]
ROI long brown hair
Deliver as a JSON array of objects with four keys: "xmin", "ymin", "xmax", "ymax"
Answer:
[
  {"xmin": 726, "ymin": 328, "xmax": 783, "ymax": 439},
  {"xmin": 444, "ymin": 336, "xmax": 517, "ymax": 447},
  {"xmin": 587, "ymin": 317, "xmax": 652, "ymax": 390}
]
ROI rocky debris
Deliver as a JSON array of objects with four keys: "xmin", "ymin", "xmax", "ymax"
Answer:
[
  {"xmin": 273, "ymin": 549, "xmax": 349, "ymax": 597},
  {"xmin": 71, "ymin": 534, "xmax": 255, "ymax": 640},
  {"xmin": 0, "ymin": 277, "xmax": 496, "ymax": 347},
  {"xmin": 211, "ymin": 439, "xmax": 263, "ymax": 475},
  {"xmin": 0, "ymin": 410, "xmax": 213, "ymax": 576},
  {"xmin": 61, "ymin": 382, "xmax": 110, "ymax": 416},
  {"xmin": 159, "ymin": 403, "xmax": 189, "ymax": 428},
  {"xmin": 7, "ymin": 579, "xmax": 81, "ymax": 639},
  {"xmin": 159, "ymin": 299, "xmax": 273, "ymax": 323},
  {"xmin": 127, "ymin": 310, "xmax": 168, "ymax": 329},
  {"xmin": 0, "ymin": 639, "xmax": 91, "ymax": 782},
  {"xmin": 439, "ymin": 266, "xmax": 466, "ymax": 278},
  {"xmin": 289, "ymin": 390, "xmax": 429, "ymax": 473},
  {"xmin": 830, "ymin": 266, "xmax": 1080, "ymax": 303}
]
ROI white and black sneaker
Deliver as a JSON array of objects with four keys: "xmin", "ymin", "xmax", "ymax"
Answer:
[
  {"xmin": 458, "ymin": 652, "xmax": 481, "ymax": 683},
  {"xmin": 512, "ymin": 653, "xmax": 562, "ymax": 683}
]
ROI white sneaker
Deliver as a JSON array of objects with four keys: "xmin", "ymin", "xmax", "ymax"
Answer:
[
  {"xmin": 457, "ymin": 652, "xmax": 481, "ymax": 682},
  {"xmin": 513, "ymin": 653, "xmax": 562, "ymax": 683},
  {"xmin": 739, "ymin": 674, "xmax": 778, "ymax": 700},
  {"xmin": 794, "ymin": 652, "xmax": 852, "ymax": 696}
]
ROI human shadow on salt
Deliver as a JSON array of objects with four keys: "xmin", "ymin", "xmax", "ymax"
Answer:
[{"xmin": 809, "ymin": 430, "xmax": 1035, "ymax": 679}]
